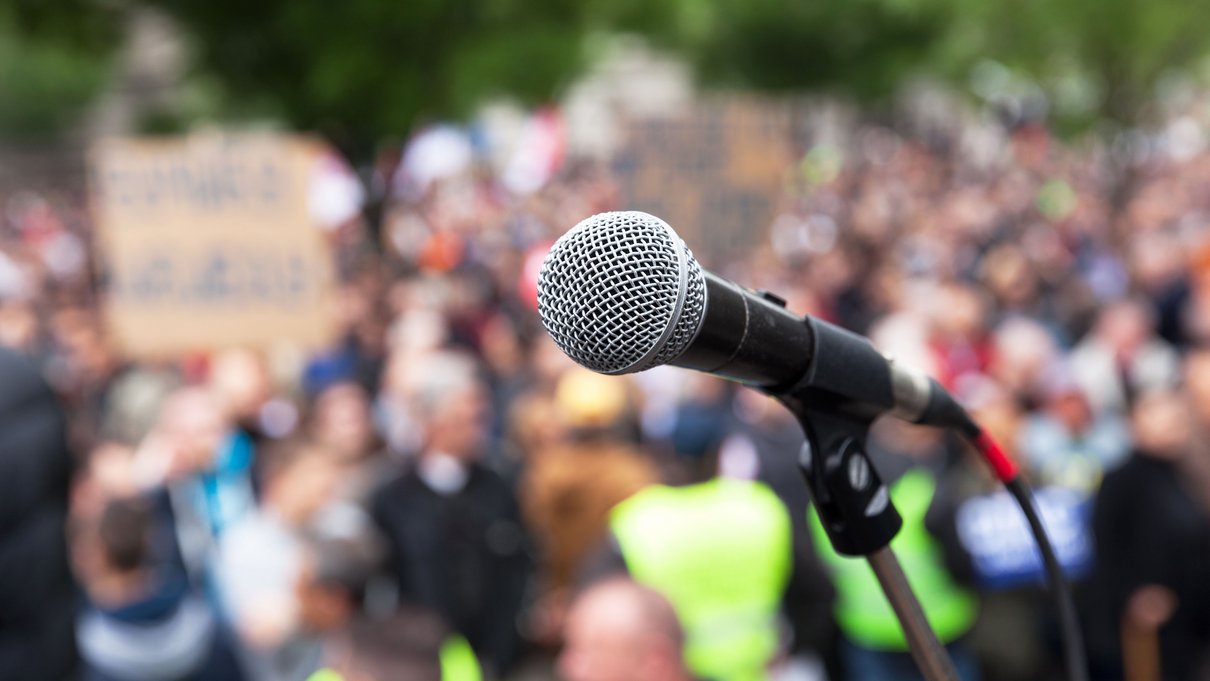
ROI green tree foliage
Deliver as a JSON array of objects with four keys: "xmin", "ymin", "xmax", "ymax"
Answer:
[
  {"xmin": 139, "ymin": 0, "xmax": 957, "ymax": 147},
  {"xmin": 4, "ymin": 0, "xmax": 1210, "ymax": 143},
  {"xmin": 139, "ymin": 0, "xmax": 616, "ymax": 151},
  {"xmin": 632, "ymin": 0, "xmax": 951, "ymax": 100},
  {"xmin": 636, "ymin": 0, "xmax": 1210, "ymax": 133},
  {"xmin": 935, "ymin": 0, "xmax": 1210, "ymax": 132},
  {"xmin": 0, "ymin": 0, "xmax": 122, "ymax": 137}
]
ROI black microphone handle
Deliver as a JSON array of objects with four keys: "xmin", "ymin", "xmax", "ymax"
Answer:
[
  {"xmin": 672, "ymin": 272, "xmax": 812, "ymax": 388},
  {"xmin": 671, "ymin": 272, "xmax": 891, "ymax": 406}
]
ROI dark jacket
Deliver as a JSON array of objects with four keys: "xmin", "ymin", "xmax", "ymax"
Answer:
[
  {"xmin": 371, "ymin": 461, "xmax": 530, "ymax": 676},
  {"xmin": 0, "ymin": 347, "xmax": 76, "ymax": 680},
  {"xmin": 1085, "ymin": 452, "xmax": 1210, "ymax": 681}
]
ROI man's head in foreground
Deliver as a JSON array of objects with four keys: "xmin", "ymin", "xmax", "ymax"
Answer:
[{"xmin": 560, "ymin": 577, "xmax": 691, "ymax": 681}]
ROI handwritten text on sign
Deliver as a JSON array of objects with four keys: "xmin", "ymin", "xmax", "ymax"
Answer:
[{"xmin": 91, "ymin": 134, "xmax": 338, "ymax": 356}]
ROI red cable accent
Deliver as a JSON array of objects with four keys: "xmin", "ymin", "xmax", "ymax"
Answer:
[{"xmin": 974, "ymin": 431, "xmax": 1019, "ymax": 483}]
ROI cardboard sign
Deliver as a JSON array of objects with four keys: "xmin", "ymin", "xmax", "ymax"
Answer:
[
  {"xmin": 614, "ymin": 96, "xmax": 793, "ymax": 260},
  {"xmin": 91, "ymin": 133, "xmax": 338, "ymax": 357}
]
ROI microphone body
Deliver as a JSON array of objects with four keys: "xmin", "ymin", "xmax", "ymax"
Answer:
[
  {"xmin": 537, "ymin": 211, "xmax": 953, "ymax": 426},
  {"xmin": 675, "ymin": 272, "xmax": 898, "ymax": 420},
  {"xmin": 672, "ymin": 271, "xmax": 812, "ymax": 387}
]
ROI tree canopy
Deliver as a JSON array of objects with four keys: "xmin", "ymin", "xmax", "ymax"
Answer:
[
  {"xmin": 3, "ymin": 0, "xmax": 1210, "ymax": 143},
  {"xmin": 0, "ymin": 0, "xmax": 120, "ymax": 137},
  {"xmin": 138, "ymin": 0, "xmax": 610, "ymax": 150}
]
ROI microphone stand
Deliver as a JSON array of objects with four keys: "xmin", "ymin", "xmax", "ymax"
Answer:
[{"xmin": 777, "ymin": 392, "xmax": 961, "ymax": 681}]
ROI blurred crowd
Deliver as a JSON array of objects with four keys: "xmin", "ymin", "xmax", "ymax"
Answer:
[{"xmin": 2, "ymin": 106, "xmax": 1210, "ymax": 681}]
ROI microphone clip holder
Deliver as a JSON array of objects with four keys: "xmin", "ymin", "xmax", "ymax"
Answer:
[{"xmin": 776, "ymin": 387, "xmax": 961, "ymax": 681}]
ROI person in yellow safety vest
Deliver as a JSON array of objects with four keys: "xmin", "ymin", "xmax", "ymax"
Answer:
[
  {"xmin": 809, "ymin": 421, "xmax": 981, "ymax": 681},
  {"xmin": 590, "ymin": 381, "xmax": 831, "ymax": 681},
  {"xmin": 610, "ymin": 477, "xmax": 793, "ymax": 681}
]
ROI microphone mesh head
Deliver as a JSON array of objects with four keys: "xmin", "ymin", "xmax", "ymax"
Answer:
[{"xmin": 538, "ymin": 211, "xmax": 706, "ymax": 375}]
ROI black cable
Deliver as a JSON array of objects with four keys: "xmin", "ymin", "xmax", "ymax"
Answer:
[
  {"xmin": 942, "ymin": 409, "xmax": 1088, "ymax": 681},
  {"xmin": 1003, "ymin": 475, "xmax": 1089, "ymax": 681},
  {"xmin": 899, "ymin": 384, "xmax": 1089, "ymax": 680}
]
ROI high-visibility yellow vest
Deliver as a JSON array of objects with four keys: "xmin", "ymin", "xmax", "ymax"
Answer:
[
  {"xmin": 611, "ymin": 479, "xmax": 793, "ymax": 681},
  {"xmin": 439, "ymin": 634, "xmax": 482, "ymax": 681},
  {"xmin": 809, "ymin": 468, "xmax": 977, "ymax": 650}
]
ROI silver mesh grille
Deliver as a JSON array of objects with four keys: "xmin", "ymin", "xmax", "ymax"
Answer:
[{"xmin": 537, "ymin": 211, "xmax": 707, "ymax": 374}]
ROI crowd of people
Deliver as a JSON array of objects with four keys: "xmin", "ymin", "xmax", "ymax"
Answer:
[{"xmin": 2, "ymin": 103, "xmax": 1210, "ymax": 681}]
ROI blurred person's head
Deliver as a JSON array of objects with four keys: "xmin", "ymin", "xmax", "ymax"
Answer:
[
  {"xmin": 1094, "ymin": 299, "xmax": 1156, "ymax": 357},
  {"xmin": 352, "ymin": 309, "xmax": 390, "ymax": 361},
  {"xmin": 386, "ymin": 307, "xmax": 449, "ymax": 359},
  {"xmin": 261, "ymin": 444, "xmax": 341, "ymax": 526},
  {"xmin": 296, "ymin": 532, "xmax": 385, "ymax": 634},
  {"xmin": 805, "ymin": 248, "xmax": 855, "ymax": 300},
  {"xmin": 404, "ymin": 351, "xmax": 489, "ymax": 461},
  {"xmin": 75, "ymin": 497, "xmax": 154, "ymax": 604},
  {"xmin": 1126, "ymin": 184, "xmax": 1177, "ymax": 234},
  {"xmin": 156, "ymin": 387, "xmax": 229, "ymax": 475},
  {"xmin": 97, "ymin": 497, "xmax": 151, "ymax": 576},
  {"xmin": 559, "ymin": 577, "xmax": 690, "ymax": 681},
  {"xmin": 50, "ymin": 307, "xmax": 116, "ymax": 389},
  {"xmin": 508, "ymin": 393, "xmax": 565, "ymax": 461},
  {"xmin": 1132, "ymin": 232, "xmax": 1184, "ymax": 293},
  {"xmin": 321, "ymin": 608, "xmax": 450, "ymax": 681},
  {"xmin": 0, "ymin": 299, "xmax": 36, "ymax": 351},
  {"xmin": 555, "ymin": 368, "xmax": 631, "ymax": 437},
  {"xmin": 532, "ymin": 335, "xmax": 576, "ymax": 389},
  {"xmin": 942, "ymin": 188, "xmax": 997, "ymax": 240},
  {"xmin": 337, "ymin": 281, "xmax": 376, "ymax": 333},
  {"xmin": 1183, "ymin": 349, "xmax": 1210, "ymax": 426},
  {"xmin": 479, "ymin": 312, "xmax": 527, "ymax": 378},
  {"xmin": 667, "ymin": 377, "xmax": 732, "ymax": 484},
  {"xmin": 311, "ymin": 382, "xmax": 377, "ymax": 461},
  {"xmin": 929, "ymin": 282, "xmax": 988, "ymax": 343},
  {"xmin": 865, "ymin": 264, "xmax": 909, "ymax": 315},
  {"xmin": 989, "ymin": 317, "xmax": 1059, "ymax": 400},
  {"xmin": 1131, "ymin": 388, "xmax": 1192, "ymax": 461},
  {"xmin": 1039, "ymin": 365, "xmax": 1094, "ymax": 432},
  {"xmin": 445, "ymin": 268, "xmax": 494, "ymax": 323},
  {"xmin": 981, "ymin": 244, "xmax": 1040, "ymax": 310},
  {"xmin": 209, "ymin": 348, "xmax": 271, "ymax": 426}
]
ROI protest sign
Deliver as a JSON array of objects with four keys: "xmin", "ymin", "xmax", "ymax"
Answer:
[
  {"xmin": 91, "ymin": 133, "xmax": 339, "ymax": 357},
  {"xmin": 614, "ymin": 96, "xmax": 793, "ymax": 260},
  {"xmin": 956, "ymin": 486, "xmax": 1093, "ymax": 589}
]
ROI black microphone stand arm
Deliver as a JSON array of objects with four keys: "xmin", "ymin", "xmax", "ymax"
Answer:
[{"xmin": 771, "ymin": 315, "xmax": 962, "ymax": 681}]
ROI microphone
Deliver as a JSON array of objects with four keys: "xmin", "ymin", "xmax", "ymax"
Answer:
[{"xmin": 537, "ymin": 210, "xmax": 967, "ymax": 427}]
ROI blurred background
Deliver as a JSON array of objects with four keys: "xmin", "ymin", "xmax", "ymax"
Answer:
[{"xmin": 3, "ymin": 0, "xmax": 1210, "ymax": 680}]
